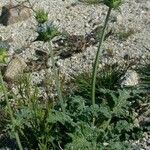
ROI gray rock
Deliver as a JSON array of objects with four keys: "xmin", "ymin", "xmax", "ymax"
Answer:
[{"xmin": 120, "ymin": 70, "xmax": 139, "ymax": 87}]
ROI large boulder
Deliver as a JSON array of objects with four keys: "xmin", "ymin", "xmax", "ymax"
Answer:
[{"xmin": 0, "ymin": 3, "xmax": 31, "ymax": 26}]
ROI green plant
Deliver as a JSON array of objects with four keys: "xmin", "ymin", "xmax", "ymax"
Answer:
[
  {"xmin": 75, "ymin": 63, "xmax": 128, "ymax": 103},
  {"xmin": 5, "ymin": 79, "xmax": 140, "ymax": 149},
  {"xmin": 34, "ymin": 19, "xmax": 65, "ymax": 112},
  {"xmin": 91, "ymin": 0, "xmax": 123, "ymax": 124},
  {"xmin": 0, "ymin": 2, "xmax": 146, "ymax": 150},
  {"xmin": 35, "ymin": 9, "xmax": 48, "ymax": 24},
  {"xmin": 0, "ymin": 61, "xmax": 144, "ymax": 149},
  {"xmin": 0, "ymin": 71, "xmax": 23, "ymax": 150},
  {"xmin": 117, "ymin": 28, "xmax": 135, "ymax": 41},
  {"xmin": 137, "ymin": 59, "xmax": 150, "ymax": 95},
  {"xmin": 48, "ymin": 42, "xmax": 65, "ymax": 112},
  {"xmin": 103, "ymin": 0, "xmax": 122, "ymax": 8},
  {"xmin": 133, "ymin": 59, "xmax": 150, "ymax": 121},
  {"xmin": 35, "ymin": 24, "xmax": 60, "ymax": 42},
  {"xmin": 0, "ymin": 48, "xmax": 8, "ymax": 64}
]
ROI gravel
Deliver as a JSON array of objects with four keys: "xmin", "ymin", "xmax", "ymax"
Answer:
[{"xmin": 0, "ymin": 0, "xmax": 149, "ymax": 73}]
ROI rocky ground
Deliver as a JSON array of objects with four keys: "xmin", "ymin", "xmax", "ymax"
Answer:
[{"xmin": 0, "ymin": 0, "xmax": 150, "ymax": 149}]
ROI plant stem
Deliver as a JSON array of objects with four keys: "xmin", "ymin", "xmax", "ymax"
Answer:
[
  {"xmin": 91, "ymin": 7, "xmax": 112, "ymax": 107},
  {"xmin": 0, "ymin": 71, "xmax": 23, "ymax": 150},
  {"xmin": 48, "ymin": 42, "xmax": 65, "ymax": 112}
]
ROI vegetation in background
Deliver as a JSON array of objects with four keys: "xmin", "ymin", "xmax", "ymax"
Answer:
[
  {"xmin": 75, "ymin": 63, "xmax": 128, "ymax": 102},
  {"xmin": 137, "ymin": 59, "xmax": 150, "ymax": 95}
]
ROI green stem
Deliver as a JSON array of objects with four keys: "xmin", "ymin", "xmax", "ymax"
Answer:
[
  {"xmin": 91, "ymin": 7, "xmax": 112, "ymax": 106},
  {"xmin": 0, "ymin": 71, "xmax": 23, "ymax": 150},
  {"xmin": 48, "ymin": 42, "xmax": 65, "ymax": 112},
  {"xmin": 91, "ymin": 7, "xmax": 112, "ymax": 125}
]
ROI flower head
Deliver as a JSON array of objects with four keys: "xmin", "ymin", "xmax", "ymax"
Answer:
[{"xmin": 103, "ymin": 0, "xmax": 122, "ymax": 8}]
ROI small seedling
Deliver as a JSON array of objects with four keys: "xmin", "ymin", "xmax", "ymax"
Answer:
[
  {"xmin": 117, "ymin": 28, "xmax": 135, "ymax": 41},
  {"xmin": 35, "ymin": 9, "xmax": 48, "ymax": 24}
]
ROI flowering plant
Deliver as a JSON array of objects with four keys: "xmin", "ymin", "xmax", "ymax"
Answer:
[{"xmin": 103, "ymin": 0, "xmax": 122, "ymax": 8}]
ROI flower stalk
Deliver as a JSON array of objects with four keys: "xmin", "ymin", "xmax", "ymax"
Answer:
[
  {"xmin": 91, "ymin": 7, "xmax": 112, "ymax": 108},
  {"xmin": 48, "ymin": 42, "xmax": 65, "ymax": 113},
  {"xmin": 91, "ymin": 0, "xmax": 122, "ymax": 125}
]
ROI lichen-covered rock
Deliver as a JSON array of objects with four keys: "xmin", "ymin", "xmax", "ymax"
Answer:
[
  {"xmin": 4, "ymin": 55, "xmax": 27, "ymax": 82},
  {"xmin": 0, "ymin": 4, "xmax": 31, "ymax": 26}
]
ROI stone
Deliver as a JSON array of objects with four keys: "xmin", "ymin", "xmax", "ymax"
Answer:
[
  {"xmin": 0, "ymin": 3, "xmax": 31, "ymax": 26},
  {"xmin": 120, "ymin": 70, "xmax": 139, "ymax": 87},
  {"xmin": 4, "ymin": 55, "xmax": 27, "ymax": 82}
]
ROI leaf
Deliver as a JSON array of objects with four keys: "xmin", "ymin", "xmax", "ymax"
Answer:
[
  {"xmin": 115, "ymin": 120, "xmax": 132, "ymax": 133},
  {"xmin": 99, "ymin": 106, "xmax": 112, "ymax": 119},
  {"xmin": 111, "ymin": 89, "xmax": 130, "ymax": 116},
  {"xmin": 0, "ymin": 48, "xmax": 8, "ymax": 64},
  {"xmin": 47, "ymin": 110, "xmax": 74, "ymax": 126},
  {"xmin": 66, "ymin": 129, "xmax": 97, "ymax": 150}
]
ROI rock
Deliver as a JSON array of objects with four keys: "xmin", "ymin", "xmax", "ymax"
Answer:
[
  {"xmin": 139, "ymin": 117, "xmax": 150, "ymax": 127},
  {"xmin": 0, "ymin": 3, "xmax": 31, "ymax": 26},
  {"xmin": 0, "ymin": 39, "xmax": 11, "ymax": 49},
  {"xmin": 103, "ymin": 142, "xmax": 109, "ymax": 146},
  {"xmin": 4, "ymin": 55, "xmax": 27, "ymax": 82},
  {"xmin": 120, "ymin": 70, "xmax": 139, "ymax": 87}
]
